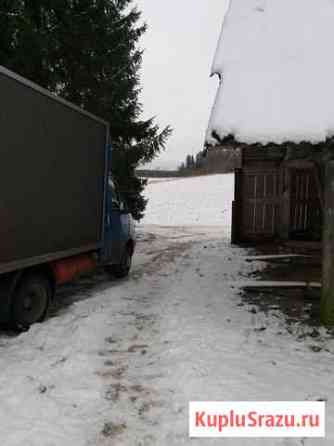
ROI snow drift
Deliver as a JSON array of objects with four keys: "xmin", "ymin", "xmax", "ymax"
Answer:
[{"xmin": 206, "ymin": 0, "xmax": 334, "ymax": 146}]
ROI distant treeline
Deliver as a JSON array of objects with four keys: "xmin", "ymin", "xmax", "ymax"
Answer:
[
  {"xmin": 136, "ymin": 169, "xmax": 180, "ymax": 178},
  {"xmin": 137, "ymin": 146, "xmax": 241, "ymax": 178},
  {"xmin": 178, "ymin": 146, "xmax": 241, "ymax": 175}
]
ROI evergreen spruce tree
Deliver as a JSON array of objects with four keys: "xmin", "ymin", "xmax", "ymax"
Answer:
[{"xmin": 0, "ymin": 0, "xmax": 171, "ymax": 219}]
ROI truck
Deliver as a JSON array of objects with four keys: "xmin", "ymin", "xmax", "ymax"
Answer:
[{"xmin": 0, "ymin": 65, "xmax": 136, "ymax": 329}]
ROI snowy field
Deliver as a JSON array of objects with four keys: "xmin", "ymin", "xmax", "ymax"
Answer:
[
  {"xmin": 0, "ymin": 174, "xmax": 333, "ymax": 446},
  {"xmin": 142, "ymin": 173, "xmax": 234, "ymax": 230}
]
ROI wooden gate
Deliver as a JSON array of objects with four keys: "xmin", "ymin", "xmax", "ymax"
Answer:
[
  {"xmin": 232, "ymin": 166, "xmax": 322, "ymax": 243},
  {"xmin": 232, "ymin": 168, "xmax": 281, "ymax": 242},
  {"xmin": 289, "ymin": 168, "xmax": 322, "ymax": 239}
]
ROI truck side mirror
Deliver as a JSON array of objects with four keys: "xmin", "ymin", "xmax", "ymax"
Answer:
[{"xmin": 120, "ymin": 201, "xmax": 129, "ymax": 214}]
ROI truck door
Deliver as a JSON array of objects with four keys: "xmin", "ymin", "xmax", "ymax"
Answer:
[{"xmin": 102, "ymin": 177, "xmax": 127, "ymax": 264}]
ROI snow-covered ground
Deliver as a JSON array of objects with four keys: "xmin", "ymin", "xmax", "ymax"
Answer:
[{"xmin": 0, "ymin": 174, "xmax": 333, "ymax": 445}]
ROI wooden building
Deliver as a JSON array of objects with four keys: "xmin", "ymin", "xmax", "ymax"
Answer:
[
  {"xmin": 205, "ymin": 0, "xmax": 334, "ymax": 323},
  {"xmin": 205, "ymin": 0, "xmax": 332, "ymax": 247}
]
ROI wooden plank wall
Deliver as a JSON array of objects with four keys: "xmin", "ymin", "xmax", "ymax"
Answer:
[{"xmin": 232, "ymin": 147, "xmax": 321, "ymax": 243}]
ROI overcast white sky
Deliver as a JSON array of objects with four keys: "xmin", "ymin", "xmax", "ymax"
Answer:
[{"xmin": 136, "ymin": 0, "xmax": 229, "ymax": 170}]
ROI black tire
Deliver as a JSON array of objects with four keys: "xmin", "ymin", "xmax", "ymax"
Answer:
[
  {"xmin": 113, "ymin": 247, "xmax": 132, "ymax": 279},
  {"xmin": 11, "ymin": 274, "xmax": 51, "ymax": 330}
]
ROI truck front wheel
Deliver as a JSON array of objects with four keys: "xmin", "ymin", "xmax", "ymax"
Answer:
[
  {"xmin": 112, "ymin": 246, "xmax": 133, "ymax": 279},
  {"xmin": 11, "ymin": 275, "xmax": 51, "ymax": 329}
]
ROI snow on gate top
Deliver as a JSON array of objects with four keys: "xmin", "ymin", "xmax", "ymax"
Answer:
[{"xmin": 206, "ymin": 0, "xmax": 334, "ymax": 146}]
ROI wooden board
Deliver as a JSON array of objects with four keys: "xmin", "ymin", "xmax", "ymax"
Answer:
[
  {"xmin": 229, "ymin": 281, "xmax": 322, "ymax": 289},
  {"xmin": 245, "ymin": 254, "xmax": 310, "ymax": 262}
]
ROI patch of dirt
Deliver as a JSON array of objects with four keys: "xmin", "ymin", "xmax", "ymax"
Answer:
[
  {"xmin": 130, "ymin": 384, "xmax": 146, "ymax": 394},
  {"xmin": 51, "ymin": 356, "xmax": 67, "ymax": 367},
  {"xmin": 105, "ymin": 383, "xmax": 127, "ymax": 402},
  {"xmin": 104, "ymin": 336, "xmax": 117, "ymax": 344},
  {"xmin": 132, "ymin": 241, "xmax": 192, "ymax": 280},
  {"xmin": 128, "ymin": 344, "xmax": 148, "ymax": 353},
  {"xmin": 110, "ymin": 365, "xmax": 128, "ymax": 379},
  {"xmin": 104, "ymin": 359, "xmax": 114, "ymax": 366},
  {"xmin": 138, "ymin": 400, "xmax": 164, "ymax": 416},
  {"xmin": 97, "ymin": 365, "xmax": 128, "ymax": 380},
  {"xmin": 101, "ymin": 421, "xmax": 127, "ymax": 438}
]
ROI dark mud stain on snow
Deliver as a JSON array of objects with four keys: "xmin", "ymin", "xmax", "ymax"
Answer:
[
  {"xmin": 131, "ymin": 241, "xmax": 192, "ymax": 281},
  {"xmin": 243, "ymin": 286, "xmax": 321, "ymax": 328}
]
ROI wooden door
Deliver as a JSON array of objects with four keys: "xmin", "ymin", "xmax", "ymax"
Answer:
[{"xmin": 233, "ymin": 168, "xmax": 281, "ymax": 242}]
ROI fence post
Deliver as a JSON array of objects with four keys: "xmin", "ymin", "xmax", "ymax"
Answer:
[
  {"xmin": 231, "ymin": 168, "xmax": 242, "ymax": 244},
  {"xmin": 321, "ymin": 160, "xmax": 334, "ymax": 325}
]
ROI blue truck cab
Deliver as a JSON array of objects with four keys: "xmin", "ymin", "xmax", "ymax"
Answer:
[{"xmin": 102, "ymin": 172, "xmax": 136, "ymax": 277}]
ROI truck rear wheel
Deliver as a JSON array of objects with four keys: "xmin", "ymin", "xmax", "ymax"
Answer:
[{"xmin": 11, "ymin": 275, "xmax": 51, "ymax": 329}]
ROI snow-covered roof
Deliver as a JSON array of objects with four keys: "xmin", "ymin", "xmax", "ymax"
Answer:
[{"xmin": 206, "ymin": 0, "xmax": 334, "ymax": 146}]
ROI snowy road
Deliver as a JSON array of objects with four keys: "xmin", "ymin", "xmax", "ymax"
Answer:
[{"xmin": 0, "ymin": 175, "xmax": 333, "ymax": 445}]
